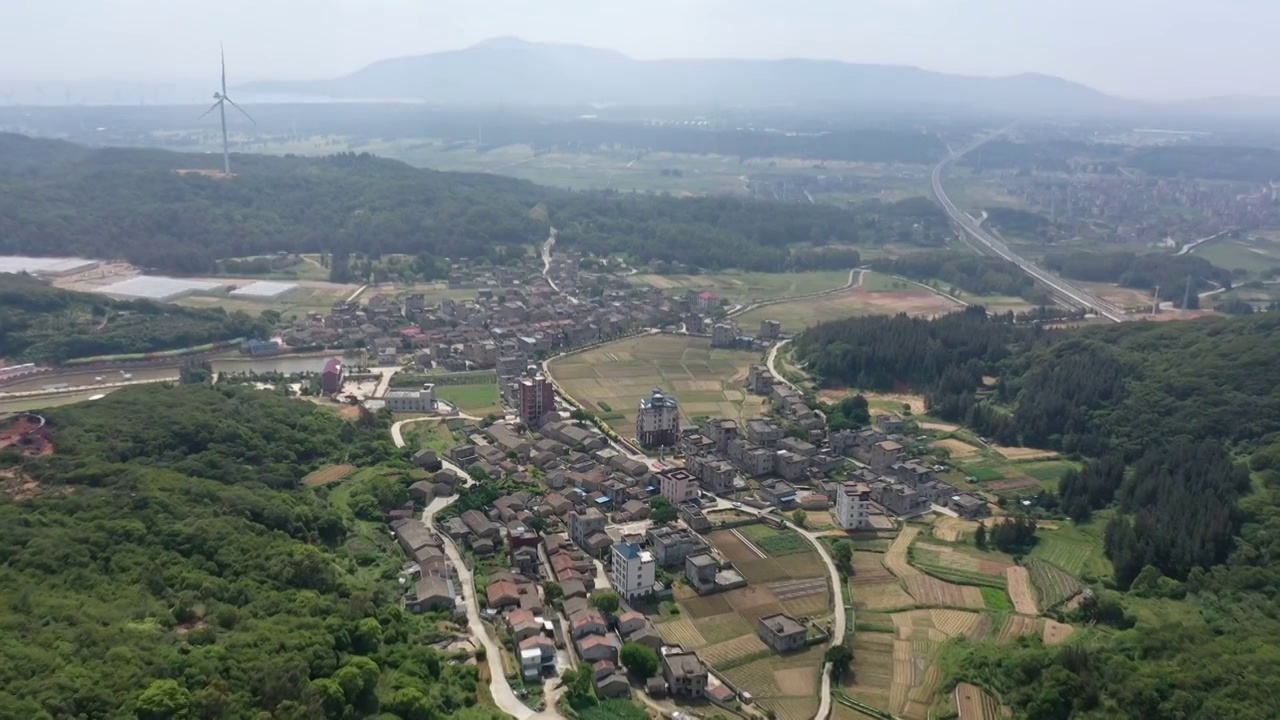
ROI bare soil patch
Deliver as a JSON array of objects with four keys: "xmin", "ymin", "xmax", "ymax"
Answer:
[
  {"xmin": 682, "ymin": 594, "xmax": 734, "ymax": 619},
  {"xmin": 994, "ymin": 446, "xmax": 1059, "ymax": 461},
  {"xmin": 904, "ymin": 576, "xmax": 985, "ymax": 609},
  {"xmin": 854, "ymin": 581, "xmax": 916, "ymax": 611},
  {"xmin": 774, "ymin": 666, "xmax": 819, "ymax": 696},
  {"xmin": 1005, "ymin": 566, "xmax": 1039, "ymax": 615},
  {"xmin": 996, "ymin": 615, "xmax": 1040, "ymax": 644},
  {"xmin": 303, "ymin": 464, "xmax": 357, "ymax": 487},
  {"xmin": 920, "ymin": 421, "xmax": 960, "ymax": 432},
  {"xmin": 1043, "ymin": 619, "xmax": 1075, "ymax": 645},
  {"xmin": 934, "ymin": 438, "xmax": 980, "ymax": 458}
]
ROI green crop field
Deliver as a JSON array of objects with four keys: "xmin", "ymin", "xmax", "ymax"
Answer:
[
  {"xmin": 1025, "ymin": 559, "xmax": 1084, "ymax": 609},
  {"xmin": 435, "ymin": 382, "xmax": 502, "ymax": 416},
  {"xmin": 740, "ymin": 524, "xmax": 811, "ymax": 556},
  {"xmin": 1194, "ymin": 237, "xmax": 1280, "ymax": 275},
  {"xmin": 1028, "ymin": 521, "xmax": 1112, "ymax": 580},
  {"xmin": 980, "ymin": 586, "xmax": 1014, "ymax": 611},
  {"xmin": 547, "ymin": 334, "xmax": 768, "ymax": 436}
]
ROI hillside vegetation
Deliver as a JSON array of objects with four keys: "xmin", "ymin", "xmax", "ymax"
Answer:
[
  {"xmin": 0, "ymin": 133, "xmax": 947, "ymax": 275},
  {"xmin": 0, "ymin": 384, "xmax": 487, "ymax": 720},
  {"xmin": 0, "ymin": 274, "xmax": 268, "ymax": 363},
  {"xmin": 795, "ymin": 309, "xmax": 1280, "ymax": 718}
]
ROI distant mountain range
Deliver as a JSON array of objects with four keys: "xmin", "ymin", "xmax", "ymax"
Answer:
[{"xmin": 240, "ymin": 37, "xmax": 1138, "ymax": 116}]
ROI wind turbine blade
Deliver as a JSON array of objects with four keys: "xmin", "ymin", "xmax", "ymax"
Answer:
[
  {"xmin": 199, "ymin": 99, "xmax": 222, "ymax": 119},
  {"xmin": 220, "ymin": 43, "xmax": 227, "ymax": 94},
  {"xmin": 224, "ymin": 97, "xmax": 255, "ymax": 124}
]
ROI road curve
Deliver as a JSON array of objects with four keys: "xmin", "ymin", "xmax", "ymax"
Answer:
[
  {"xmin": 931, "ymin": 132, "xmax": 1128, "ymax": 323},
  {"xmin": 391, "ymin": 418, "xmax": 560, "ymax": 720}
]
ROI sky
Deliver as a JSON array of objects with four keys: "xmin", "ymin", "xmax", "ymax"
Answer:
[{"xmin": 0, "ymin": 0, "xmax": 1275, "ymax": 101}]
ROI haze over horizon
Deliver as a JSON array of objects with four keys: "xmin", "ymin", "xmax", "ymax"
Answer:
[{"xmin": 1, "ymin": 0, "xmax": 1276, "ymax": 102}]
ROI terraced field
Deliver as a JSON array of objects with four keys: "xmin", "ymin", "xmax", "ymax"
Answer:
[{"xmin": 1026, "ymin": 558, "xmax": 1085, "ymax": 609}]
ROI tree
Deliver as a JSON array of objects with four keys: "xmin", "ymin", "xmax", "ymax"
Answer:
[
  {"xmin": 136, "ymin": 680, "xmax": 191, "ymax": 720},
  {"xmin": 825, "ymin": 645, "xmax": 854, "ymax": 680},
  {"xmin": 832, "ymin": 540, "xmax": 854, "ymax": 574},
  {"xmin": 650, "ymin": 495, "xmax": 677, "ymax": 524},
  {"xmin": 591, "ymin": 591, "xmax": 620, "ymax": 615},
  {"xmin": 974, "ymin": 521, "xmax": 988, "ymax": 550},
  {"xmin": 544, "ymin": 582, "xmax": 564, "ymax": 603},
  {"xmin": 620, "ymin": 642, "xmax": 660, "ymax": 678},
  {"xmin": 792, "ymin": 509, "xmax": 808, "ymax": 528}
]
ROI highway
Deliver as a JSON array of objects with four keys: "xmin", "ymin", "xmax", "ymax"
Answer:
[{"xmin": 931, "ymin": 130, "xmax": 1129, "ymax": 323}]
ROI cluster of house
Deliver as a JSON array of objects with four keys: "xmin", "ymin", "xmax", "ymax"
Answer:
[
  {"xmin": 279, "ymin": 252, "xmax": 681, "ymax": 385},
  {"xmin": 387, "ymin": 515, "xmax": 466, "ymax": 618},
  {"xmin": 829, "ymin": 415, "xmax": 989, "ymax": 519}
]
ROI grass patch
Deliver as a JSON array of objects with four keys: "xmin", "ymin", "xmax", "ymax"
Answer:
[
  {"xmin": 1021, "ymin": 461, "xmax": 1076, "ymax": 482},
  {"xmin": 854, "ymin": 621, "xmax": 896, "ymax": 633},
  {"xmin": 980, "ymin": 586, "xmax": 1014, "ymax": 611},
  {"xmin": 1028, "ymin": 520, "xmax": 1112, "ymax": 580},
  {"xmin": 740, "ymin": 524, "xmax": 811, "ymax": 557},
  {"xmin": 578, "ymin": 700, "xmax": 650, "ymax": 720},
  {"xmin": 435, "ymin": 382, "xmax": 502, "ymax": 415},
  {"xmin": 401, "ymin": 421, "xmax": 457, "ymax": 454}
]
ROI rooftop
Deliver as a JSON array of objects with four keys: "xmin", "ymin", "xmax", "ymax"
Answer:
[{"xmin": 760, "ymin": 613, "xmax": 806, "ymax": 636}]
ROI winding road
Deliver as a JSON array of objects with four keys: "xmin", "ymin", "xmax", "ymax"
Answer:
[{"xmin": 391, "ymin": 417, "xmax": 562, "ymax": 720}]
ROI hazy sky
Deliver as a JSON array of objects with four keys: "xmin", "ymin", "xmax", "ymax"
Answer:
[{"xmin": 1, "ymin": 0, "xmax": 1275, "ymax": 100}]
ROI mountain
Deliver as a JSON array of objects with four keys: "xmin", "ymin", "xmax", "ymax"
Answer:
[{"xmin": 239, "ymin": 37, "xmax": 1129, "ymax": 115}]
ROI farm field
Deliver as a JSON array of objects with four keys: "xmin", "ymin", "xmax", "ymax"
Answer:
[
  {"xmin": 1025, "ymin": 558, "xmax": 1085, "ymax": 609},
  {"xmin": 886, "ymin": 528, "xmax": 985, "ymax": 609},
  {"xmin": 690, "ymin": 529, "xmax": 830, "ymax": 706},
  {"xmin": 1004, "ymin": 566, "xmax": 1038, "ymax": 615},
  {"xmin": 735, "ymin": 276, "xmax": 962, "ymax": 331},
  {"xmin": 738, "ymin": 524, "xmax": 812, "ymax": 557},
  {"xmin": 547, "ymin": 334, "xmax": 767, "ymax": 434},
  {"xmin": 1027, "ymin": 520, "xmax": 1112, "ymax": 580},
  {"xmin": 627, "ymin": 270, "xmax": 852, "ymax": 305}
]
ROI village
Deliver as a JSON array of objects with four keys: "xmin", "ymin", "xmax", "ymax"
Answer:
[{"xmin": 282, "ymin": 242, "xmax": 1014, "ymax": 720}]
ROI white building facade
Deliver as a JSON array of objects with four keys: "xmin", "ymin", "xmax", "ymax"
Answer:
[
  {"xmin": 383, "ymin": 384, "xmax": 438, "ymax": 413},
  {"xmin": 610, "ymin": 541, "xmax": 657, "ymax": 601},
  {"xmin": 835, "ymin": 481, "xmax": 872, "ymax": 530}
]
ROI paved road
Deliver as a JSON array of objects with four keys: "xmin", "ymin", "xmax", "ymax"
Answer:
[
  {"xmin": 931, "ymin": 130, "xmax": 1128, "ymax": 323},
  {"xmin": 1176, "ymin": 229, "xmax": 1231, "ymax": 256},
  {"xmin": 393, "ymin": 418, "xmax": 561, "ymax": 720},
  {"xmin": 541, "ymin": 228, "xmax": 579, "ymax": 305}
]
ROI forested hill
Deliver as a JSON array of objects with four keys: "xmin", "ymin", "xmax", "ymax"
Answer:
[
  {"xmin": 0, "ymin": 274, "xmax": 269, "ymax": 363},
  {"xmin": 0, "ymin": 133, "xmax": 949, "ymax": 274},
  {"xmin": 0, "ymin": 384, "xmax": 495, "ymax": 719},
  {"xmin": 795, "ymin": 309, "xmax": 1280, "ymax": 718}
]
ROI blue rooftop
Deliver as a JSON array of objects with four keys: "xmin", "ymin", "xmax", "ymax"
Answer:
[{"xmin": 613, "ymin": 541, "xmax": 642, "ymax": 560}]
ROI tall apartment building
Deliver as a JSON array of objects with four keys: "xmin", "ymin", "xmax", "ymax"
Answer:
[
  {"xmin": 518, "ymin": 374, "xmax": 557, "ymax": 426},
  {"xmin": 835, "ymin": 481, "xmax": 872, "ymax": 531},
  {"xmin": 610, "ymin": 541, "xmax": 656, "ymax": 601},
  {"xmin": 658, "ymin": 467, "xmax": 700, "ymax": 505},
  {"xmin": 636, "ymin": 388, "xmax": 680, "ymax": 448}
]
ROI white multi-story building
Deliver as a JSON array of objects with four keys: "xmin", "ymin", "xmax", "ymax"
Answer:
[
  {"xmin": 383, "ymin": 384, "xmax": 438, "ymax": 413},
  {"xmin": 835, "ymin": 481, "xmax": 872, "ymax": 530},
  {"xmin": 636, "ymin": 388, "xmax": 680, "ymax": 448},
  {"xmin": 610, "ymin": 541, "xmax": 656, "ymax": 601},
  {"xmin": 659, "ymin": 467, "xmax": 700, "ymax": 505}
]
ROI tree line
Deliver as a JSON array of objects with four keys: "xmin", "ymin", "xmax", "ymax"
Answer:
[
  {"xmin": 869, "ymin": 251, "xmax": 1050, "ymax": 302},
  {"xmin": 0, "ymin": 132, "xmax": 947, "ymax": 276}
]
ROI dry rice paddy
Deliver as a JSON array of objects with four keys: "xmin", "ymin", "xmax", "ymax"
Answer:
[
  {"xmin": 547, "ymin": 334, "xmax": 767, "ymax": 435},
  {"xmin": 302, "ymin": 464, "xmax": 356, "ymax": 487},
  {"xmin": 993, "ymin": 445, "xmax": 1059, "ymax": 461},
  {"xmin": 934, "ymin": 438, "xmax": 982, "ymax": 458},
  {"xmin": 657, "ymin": 616, "xmax": 706, "ymax": 648},
  {"xmin": 1042, "ymin": 619, "xmax": 1076, "ymax": 645},
  {"xmin": 737, "ymin": 286, "xmax": 962, "ymax": 330},
  {"xmin": 1005, "ymin": 566, "xmax": 1039, "ymax": 615}
]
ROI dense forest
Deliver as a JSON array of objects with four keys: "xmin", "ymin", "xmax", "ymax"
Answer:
[
  {"xmin": 0, "ymin": 274, "xmax": 269, "ymax": 363},
  {"xmin": 795, "ymin": 309, "xmax": 1280, "ymax": 717},
  {"xmin": 1129, "ymin": 145, "xmax": 1280, "ymax": 184},
  {"xmin": 0, "ymin": 384, "xmax": 494, "ymax": 719},
  {"xmin": 868, "ymin": 251, "xmax": 1048, "ymax": 302},
  {"xmin": 1043, "ymin": 250, "xmax": 1233, "ymax": 307},
  {"xmin": 0, "ymin": 133, "xmax": 947, "ymax": 275}
]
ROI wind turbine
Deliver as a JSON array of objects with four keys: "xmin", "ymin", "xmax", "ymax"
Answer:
[{"xmin": 200, "ymin": 44, "xmax": 254, "ymax": 175}]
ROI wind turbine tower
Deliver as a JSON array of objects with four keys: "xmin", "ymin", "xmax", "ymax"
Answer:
[{"xmin": 200, "ymin": 44, "xmax": 254, "ymax": 175}]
